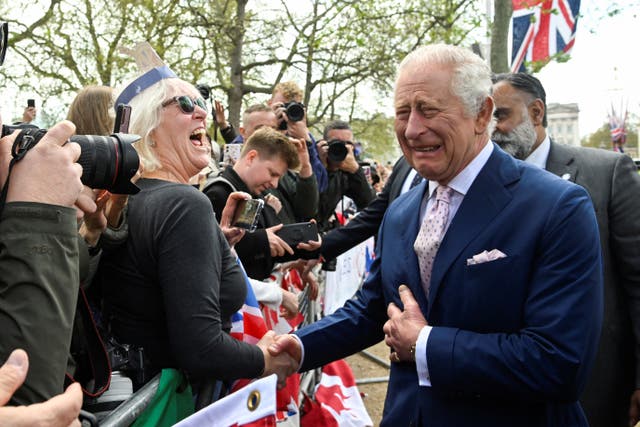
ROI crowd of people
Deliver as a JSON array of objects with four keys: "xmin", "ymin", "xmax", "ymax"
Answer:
[{"xmin": 1, "ymin": 36, "xmax": 640, "ymax": 427}]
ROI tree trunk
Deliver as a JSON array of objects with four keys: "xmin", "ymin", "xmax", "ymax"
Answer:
[
  {"xmin": 228, "ymin": 0, "xmax": 247, "ymax": 128},
  {"xmin": 490, "ymin": 0, "xmax": 512, "ymax": 73}
]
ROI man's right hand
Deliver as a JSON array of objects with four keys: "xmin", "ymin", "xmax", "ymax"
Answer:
[
  {"xmin": 266, "ymin": 224, "xmax": 294, "ymax": 257},
  {"xmin": 268, "ymin": 334, "xmax": 302, "ymax": 372},
  {"xmin": 2, "ymin": 120, "xmax": 95, "ymax": 215},
  {"xmin": 0, "ymin": 349, "xmax": 82, "ymax": 427},
  {"xmin": 258, "ymin": 332, "xmax": 299, "ymax": 386}
]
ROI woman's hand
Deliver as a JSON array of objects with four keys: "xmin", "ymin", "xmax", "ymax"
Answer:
[{"xmin": 219, "ymin": 191, "xmax": 249, "ymax": 247}]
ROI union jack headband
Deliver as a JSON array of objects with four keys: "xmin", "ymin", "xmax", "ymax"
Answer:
[{"xmin": 115, "ymin": 64, "xmax": 177, "ymax": 109}]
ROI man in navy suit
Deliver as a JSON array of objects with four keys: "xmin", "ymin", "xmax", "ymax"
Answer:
[{"xmin": 270, "ymin": 44, "xmax": 602, "ymax": 426}]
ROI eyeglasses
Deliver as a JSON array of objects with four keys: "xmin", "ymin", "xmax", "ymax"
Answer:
[{"xmin": 161, "ymin": 95, "xmax": 207, "ymax": 114}]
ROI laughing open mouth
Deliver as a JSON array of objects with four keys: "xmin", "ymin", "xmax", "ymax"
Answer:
[{"xmin": 190, "ymin": 128, "xmax": 206, "ymax": 146}]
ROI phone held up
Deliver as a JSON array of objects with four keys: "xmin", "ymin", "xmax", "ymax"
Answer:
[
  {"xmin": 27, "ymin": 99, "xmax": 35, "ymax": 108},
  {"xmin": 114, "ymin": 104, "xmax": 132, "ymax": 133},
  {"xmin": 232, "ymin": 198, "xmax": 264, "ymax": 232}
]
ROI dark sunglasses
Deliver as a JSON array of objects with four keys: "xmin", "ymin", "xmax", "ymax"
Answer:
[{"xmin": 161, "ymin": 95, "xmax": 207, "ymax": 114}]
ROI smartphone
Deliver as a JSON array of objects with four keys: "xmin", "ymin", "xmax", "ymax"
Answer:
[
  {"xmin": 114, "ymin": 104, "xmax": 132, "ymax": 133},
  {"xmin": 232, "ymin": 198, "xmax": 264, "ymax": 232},
  {"xmin": 362, "ymin": 165, "xmax": 372, "ymax": 184},
  {"xmin": 275, "ymin": 222, "xmax": 319, "ymax": 247},
  {"xmin": 27, "ymin": 99, "xmax": 35, "ymax": 108},
  {"xmin": 224, "ymin": 143, "xmax": 242, "ymax": 167}
]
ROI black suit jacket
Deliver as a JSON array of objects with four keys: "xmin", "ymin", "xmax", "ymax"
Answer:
[
  {"xmin": 546, "ymin": 141, "xmax": 640, "ymax": 427},
  {"xmin": 320, "ymin": 156, "xmax": 413, "ymax": 260}
]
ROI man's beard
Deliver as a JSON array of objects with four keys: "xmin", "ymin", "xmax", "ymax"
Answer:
[{"xmin": 492, "ymin": 115, "xmax": 537, "ymax": 161}]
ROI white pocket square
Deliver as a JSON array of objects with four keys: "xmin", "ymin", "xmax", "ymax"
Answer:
[{"xmin": 466, "ymin": 249, "xmax": 507, "ymax": 266}]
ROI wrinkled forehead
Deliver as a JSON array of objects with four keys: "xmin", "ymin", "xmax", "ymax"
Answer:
[
  {"xmin": 167, "ymin": 79, "xmax": 200, "ymax": 98},
  {"xmin": 246, "ymin": 110, "xmax": 277, "ymax": 128},
  {"xmin": 327, "ymin": 128, "xmax": 353, "ymax": 142}
]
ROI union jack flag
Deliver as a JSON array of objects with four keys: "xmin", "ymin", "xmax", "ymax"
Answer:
[
  {"xmin": 510, "ymin": 0, "xmax": 581, "ymax": 72},
  {"xmin": 608, "ymin": 103, "xmax": 628, "ymax": 153}
]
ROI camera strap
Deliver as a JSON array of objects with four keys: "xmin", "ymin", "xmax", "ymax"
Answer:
[{"xmin": 0, "ymin": 130, "xmax": 36, "ymax": 214}]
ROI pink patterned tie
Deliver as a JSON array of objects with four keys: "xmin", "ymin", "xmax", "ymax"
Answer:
[{"xmin": 413, "ymin": 185, "xmax": 454, "ymax": 296}]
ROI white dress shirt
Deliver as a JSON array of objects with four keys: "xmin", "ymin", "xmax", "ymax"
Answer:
[{"xmin": 524, "ymin": 135, "xmax": 551, "ymax": 169}]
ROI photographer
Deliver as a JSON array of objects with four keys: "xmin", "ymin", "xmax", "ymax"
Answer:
[
  {"xmin": 315, "ymin": 120, "xmax": 375, "ymax": 232},
  {"xmin": 267, "ymin": 81, "xmax": 328, "ymax": 193},
  {"xmin": 0, "ymin": 118, "xmax": 94, "ymax": 408}
]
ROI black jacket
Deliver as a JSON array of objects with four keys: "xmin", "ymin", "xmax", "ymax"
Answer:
[
  {"xmin": 320, "ymin": 156, "xmax": 412, "ymax": 260},
  {"xmin": 203, "ymin": 167, "xmax": 281, "ymax": 280}
]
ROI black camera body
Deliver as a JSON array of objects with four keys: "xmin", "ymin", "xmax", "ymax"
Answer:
[
  {"xmin": 1, "ymin": 124, "xmax": 141, "ymax": 194},
  {"xmin": 278, "ymin": 101, "xmax": 305, "ymax": 130},
  {"xmin": 327, "ymin": 139, "xmax": 350, "ymax": 163}
]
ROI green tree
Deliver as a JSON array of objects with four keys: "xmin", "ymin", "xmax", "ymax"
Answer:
[
  {"xmin": 2, "ymin": 0, "xmax": 482, "ymax": 133},
  {"xmin": 581, "ymin": 122, "xmax": 638, "ymax": 150}
]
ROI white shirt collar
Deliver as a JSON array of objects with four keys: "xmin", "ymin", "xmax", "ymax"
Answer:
[
  {"xmin": 524, "ymin": 134, "xmax": 551, "ymax": 169},
  {"xmin": 428, "ymin": 141, "xmax": 494, "ymax": 198}
]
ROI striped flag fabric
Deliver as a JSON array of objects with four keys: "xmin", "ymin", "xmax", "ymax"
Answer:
[
  {"xmin": 230, "ymin": 259, "xmax": 300, "ymax": 424},
  {"xmin": 230, "ymin": 265, "xmax": 268, "ymax": 344},
  {"xmin": 510, "ymin": 0, "xmax": 581, "ymax": 72},
  {"xmin": 300, "ymin": 360, "xmax": 372, "ymax": 427}
]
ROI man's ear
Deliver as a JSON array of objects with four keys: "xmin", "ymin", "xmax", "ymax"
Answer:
[
  {"xmin": 244, "ymin": 149, "xmax": 258, "ymax": 165},
  {"xmin": 474, "ymin": 96, "xmax": 494, "ymax": 134},
  {"xmin": 239, "ymin": 126, "xmax": 246, "ymax": 138},
  {"xmin": 529, "ymin": 99, "xmax": 545, "ymax": 126}
]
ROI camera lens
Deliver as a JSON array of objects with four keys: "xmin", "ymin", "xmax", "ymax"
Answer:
[
  {"xmin": 327, "ymin": 139, "xmax": 348, "ymax": 162},
  {"xmin": 73, "ymin": 134, "xmax": 140, "ymax": 194},
  {"xmin": 2, "ymin": 124, "xmax": 140, "ymax": 194},
  {"xmin": 285, "ymin": 102, "xmax": 305, "ymax": 122}
]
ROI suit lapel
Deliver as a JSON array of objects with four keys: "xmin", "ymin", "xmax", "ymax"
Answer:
[
  {"xmin": 427, "ymin": 147, "xmax": 520, "ymax": 313},
  {"xmin": 545, "ymin": 141, "xmax": 577, "ymax": 182},
  {"xmin": 396, "ymin": 181, "xmax": 429, "ymax": 311},
  {"xmin": 389, "ymin": 158, "xmax": 412, "ymax": 200}
]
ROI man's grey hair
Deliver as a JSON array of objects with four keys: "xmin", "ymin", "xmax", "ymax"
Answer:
[
  {"xmin": 397, "ymin": 44, "xmax": 492, "ymax": 118},
  {"xmin": 323, "ymin": 119, "xmax": 351, "ymax": 141}
]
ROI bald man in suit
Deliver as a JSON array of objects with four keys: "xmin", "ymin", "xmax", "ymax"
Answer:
[{"xmin": 492, "ymin": 72, "xmax": 640, "ymax": 427}]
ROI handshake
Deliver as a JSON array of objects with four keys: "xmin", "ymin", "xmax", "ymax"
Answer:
[{"xmin": 256, "ymin": 332, "xmax": 302, "ymax": 386}]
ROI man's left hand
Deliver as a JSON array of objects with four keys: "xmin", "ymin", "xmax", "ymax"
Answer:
[
  {"xmin": 383, "ymin": 285, "xmax": 427, "ymax": 362},
  {"xmin": 339, "ymin": 144, "xmax": 360, "ymax": 174}
]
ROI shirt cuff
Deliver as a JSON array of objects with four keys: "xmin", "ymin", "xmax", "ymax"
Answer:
[
  {"xmin": 415, "ymin": 325, "xmax": 433, "ymax": 387},
  {"xmin": 291, "ymin": 334, "xmax": 305, "ymax": 372}
]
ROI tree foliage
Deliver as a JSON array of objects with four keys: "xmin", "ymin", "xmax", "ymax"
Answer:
[{"xmin": 1, "ymin": 0, "xmax": 482, "ymax": 155}]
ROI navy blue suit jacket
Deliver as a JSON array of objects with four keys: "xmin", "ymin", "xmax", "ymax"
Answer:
[{"xmin": 297, "ymin": 145, "xmax": 603, "ymax": 427}]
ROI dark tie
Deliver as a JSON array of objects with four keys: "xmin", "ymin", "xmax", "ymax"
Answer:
[
  {"xmin": 413, "ymin": 185, "xmax": 453, "ymax": 296},
  {"xmin": 409, "ymin": 172, "xmax": 423, "ymax": 189}
]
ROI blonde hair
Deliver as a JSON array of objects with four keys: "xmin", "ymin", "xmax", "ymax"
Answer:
[
  {"xmin": 272, "ymin": 81, "xmax": 304, "ymax": 103},
  {"xmin": 115, "ymin": 77, "xmax": 191, "ymax": 173},
  {"xmin": 66, "ymin": 86, "xmax": 115, "ymax": 135}
]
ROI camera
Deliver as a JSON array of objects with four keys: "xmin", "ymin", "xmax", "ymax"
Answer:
[
  {"xmin": 195, "ymin": 83, "xmax": 211, "ymax": 101},
  {"xmin": 1, "ymin": 124, "xmax": 141, "ymax": 194},
  {"xmin": 327, "ymin": 139, "xmax": 350, "ymax": 162},
  {"xmin": 278, "ymin": 101, "xmax": 305, "ymax": 130}
]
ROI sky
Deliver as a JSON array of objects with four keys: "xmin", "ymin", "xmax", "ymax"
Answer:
[{"xmin": 533, "ymin": 2, "xmax": 640, "ymax": 137}]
